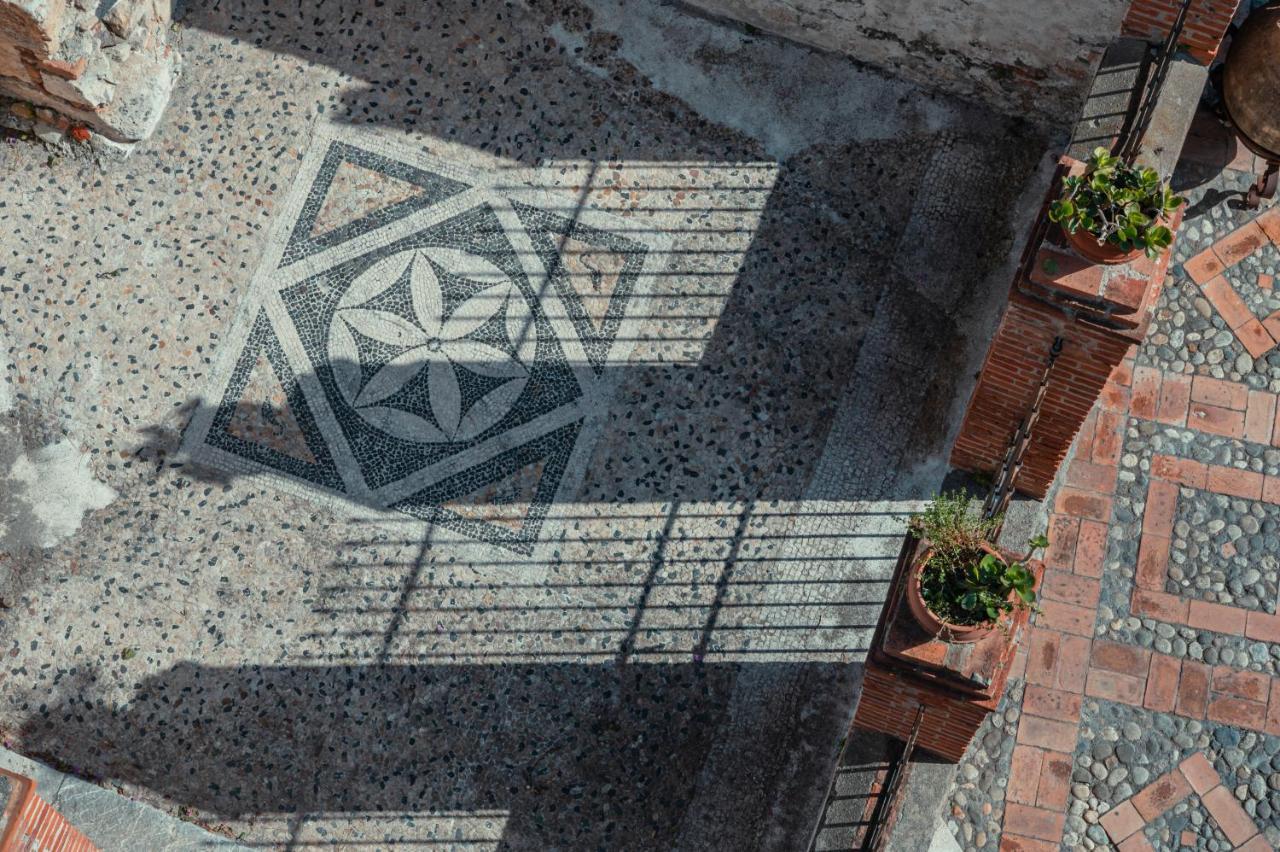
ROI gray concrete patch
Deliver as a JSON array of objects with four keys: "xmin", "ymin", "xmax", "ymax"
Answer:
[{"xmin": 0, "ymin": 748, "xmax": 246, "ymax": 851}]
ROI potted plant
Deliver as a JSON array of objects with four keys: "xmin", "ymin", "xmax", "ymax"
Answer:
[
  {"xmin": 1048, "ymin": 147, "xmax": 1183, "ymax": 265},
  {"xmin": 905, "ymin": 492, "xmax": 1046, "ymax": 642}
]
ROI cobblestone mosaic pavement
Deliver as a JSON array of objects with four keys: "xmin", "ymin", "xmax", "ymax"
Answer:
[
  {"xmin": 0, "ymin": 0, "xmax": 1049, "ymax": 848},
  {"xmin": 943, "ymin": 136, "xmax": 1280, "ymax": 850}
]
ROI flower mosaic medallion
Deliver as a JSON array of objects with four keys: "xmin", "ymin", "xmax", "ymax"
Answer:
[{"xmin": 182, "ymin": 128, "xmax": 669, "ymax": 557}]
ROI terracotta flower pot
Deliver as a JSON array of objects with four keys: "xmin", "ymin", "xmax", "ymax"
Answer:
[
  {"xmin": 1065, "ymin": 224, "xmax": 1145, "ymax": 266},
  {"xmin": 905, "ymin": 541, "xmax": 1008, "ymax": 643}
]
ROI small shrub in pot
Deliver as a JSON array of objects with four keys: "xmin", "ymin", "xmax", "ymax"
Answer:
[{"xmin": 906, "ymin": 492, "xmax": 1046, "ymax": 639}]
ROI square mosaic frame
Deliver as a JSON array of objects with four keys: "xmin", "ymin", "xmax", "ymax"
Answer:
[{"xmin": 180, "ymin": 125, "xmax": 672, "ymax": 562}]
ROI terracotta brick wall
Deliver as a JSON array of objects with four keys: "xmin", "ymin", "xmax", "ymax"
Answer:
[
  {"xmin": 853, "ymin": 666, "xmax": 991, "ymax": 762},
  {"xmin": 950, "ymin": 294, "xmax": 1134, "ymax": 499},
  {"xmin": 1121, "ymin": 0, "xmax": 1242, "ymax": 63}
]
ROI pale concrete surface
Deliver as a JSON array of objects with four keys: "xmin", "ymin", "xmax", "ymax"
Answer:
[
  {"xmin": 0, "ymin": 747, "xmax": 247, "ymax": 850},
  {"xmin": 677, "ymin": 0, "xmax": 1127, "ymax": 123},
  {"xmin": 0, "ymin": 0, "xmax": 1054, "ymax": 848}
]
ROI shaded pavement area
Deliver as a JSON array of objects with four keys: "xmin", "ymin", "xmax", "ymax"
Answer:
[{"xmin": 0, "ymin": 0, "xmax": 1052, "ymax": 847}]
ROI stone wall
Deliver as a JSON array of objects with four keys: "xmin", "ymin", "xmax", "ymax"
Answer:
[
  {"xmin": 0, "ymin": 0, "xmax": 178, "ymax": 146},
  {"xmin": 677, "ymin": 0, "xmax": 1130, "ymax": 124}
]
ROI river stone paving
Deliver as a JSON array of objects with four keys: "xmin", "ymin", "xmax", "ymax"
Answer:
[
  {"xmin": 1067, "ymin": 699, "xmax": 1280, "ymax": 851},
  {"xmin": 942, "ymin": 679, "xmax": 1022, "ymax": 852},
  {"xmin": 1099, "ymin": 417, "xmax": 1280, "ymax": 674},
  {"xmin": 1144, "ymin": 797, "xmax": 1234, "ymax": 851},
  {"xmin": 1142, "ymin": 166, "xmax": 1280, "ymax": 390},
  {"xmin": 0, "ymin": 0, "xmax": 1048, "ymax": 848},
  {"xmin": 1165, "ymin": 485, "xmax": 1280, "ymax": 613}
]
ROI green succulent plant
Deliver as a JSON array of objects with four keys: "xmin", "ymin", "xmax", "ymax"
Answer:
[
  {"xmin": 908, "ymin": 492, "xmax": 1046, "ymax": 626},
  {"xmin": 1048, "ymin": 147, "xmax": 1184, "ymax": 260}
]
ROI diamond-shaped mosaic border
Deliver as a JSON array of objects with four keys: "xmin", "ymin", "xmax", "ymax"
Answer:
[
  {"xmin": 1184, "ymin": 208, "xmax": 1280, "ymax": 359},
  {"xmin": 180, "ymin": 125, "xmax": 672, "ymax": 562}
]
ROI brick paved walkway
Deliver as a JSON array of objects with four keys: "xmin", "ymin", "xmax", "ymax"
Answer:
[{"xmin": 992, "ymin": 208, "xmax": 1280, "ymax": 851}]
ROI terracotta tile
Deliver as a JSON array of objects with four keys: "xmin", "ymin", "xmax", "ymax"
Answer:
[
  {"xmin": 998, "ymin": 835, "xmax": 1058, "ymax": 852},
  {"xmin": 1036, "ymin": 751, "xmax": 1072, "ymax": 810},
  {"xmin": 1092, "ymin": 409, "xmax": 1126, "ymax": 465},
  {"xmin": 1211, "ymin": 666, "xmax": 1269, "ymax": 702},
  {"xmin": 1066, "ymin": 459, "xmax": 1117, "ymax": 493},
  {"xmin": 1143, "ymin": 654, "xmax": 1180, "ymax": 712},
  {"xmin": 1055, "ymin": 634, "xmax": 1091, "ymax": 693},
  {"xmin": 1026, "ymin": 628, "xmax": 1061, "ymax": 687},
  {"xmin": 1040, "ymin": 569, "xmax": 1100, "ymax": 609},
  {"xmin": 1237, "ymin": 317, "xmax": 1276, "ymax": 358},
  {"xmin": 1207, "ymin": 695, "xmax": 1266, "ymax": 730},
  {"xmin": 1177, "ymin": 660, "xmax": 1210, "ymax": 718},
  {"xmin": 1202, "ymin": 274, "xmax": 1255, "ymax": 330},
  {"xmin": 1259, "ymin": 207, "xmax": 1280, "ymax": 245},
  {"xmin": 1017, "ymin": 714, "xmax": 1079, "ymax": 752},
  {"xmin": 1188, "ymin": 402, "xmax": 1245, "ymax": 439},
  {"xmin": 1072, "ymin": 519, "xmax": 1107, "ymax": 578},
  {"xmin": 1202, "ymin": 783, "xmax": 1261, "ymax": 845},
  {"xmin": 1192, "ymin": 375, "xmax": 1249, "ymax": 410},
  {"xmin": 1264, "ymin": 308, "xmax": 1280, "ymax": 343},
  {"xmin": 1245, "ymin": 611, "xmax": 1280, "ymax": 643},
  {"xmin": 1265, "ymin": 475, "xmax": 1280, "ymax": 505},
  {"xmin": 1036, "ymin": 599, "xmax": 1095, "ymax": 637},
  {"xmin": 1236, "ymin": 835, "xmax": 1273, "ymax": 852},
  {"xmin": 1213, "ymin": 221, "xmax": 1268, "ymax": 267},
  {"xmin": 1129, "ymin": 365, "xmax": 1161, "ymax": 419},
  {"xmin": 1043, "ymin": 514, "xmax": 1080, "ymax": 571},
  {"xmin": 1132, "ymin": 768, "xmax": 1192, "ymax": 821},
  {"xmin": 1179, "ymin": 752, "xmax": 1220, "ymax": 795},
  {"xmin": 1135, "ymin": 534, "xmax": 1171, "ymax": 591},
  {"xmin": 1117, "ymin": 833, "xmax": 1156, "ymax": 852},
  {"xmin": 1184, "ymin": 247, "xmax": 1226, "ymax": 284},
  {"xmin": 1143, "ymin": 478, "xmax": 1180, "ymax": 539},
  {"xmin": 1086, "ymin": 668, "xmax": 1146, "ymax": 706},
  {"xmin": 1054, "ymin": 487, "xmax": 1113, "ymax": 522},
  {"xmin": 1266, "ymin": 680, "xmax": 1280, "ymax": 737},
  {"xmin": 1100, "ymin": 800, "xmax": 1144, "ymax": 843},
  {"xmin": 1150, "ymin": 454, "xmax": 1206, "ymax": 488},
  {"xmin": 1008, "ymin": 744, "xmax": 1044, "ymax": 805},
  {"xmin": 1003, "ymin": 803, "xmax": 1066, "ymax": 843},
  {"xmin": 1206, "ymin": 465, "xmax": 1264, "ymax": 500},
  {"xmin": 1259, "ymin": 273, "xmax": 1275, "ymax": 292},
  {"xmin": 1092, "ymin": 639, "xmax": 1152, "ymax": 677},
  {"xmin": 1156, "ymin": 372, "xmax": 1191, "ymax": 425},
  {"xmin": 1023, "ymin": 684, "xmax": 1082, "ymax": 722},
  {"xmin": 1186, "ymin": 599, "xmax": 1248, "ymax": 635},
  {"xmin": 1245, "ymin": 390, "xmax": 1278, "ymax": 445},
  {"xmin": 1131, "ymin": 589, "xmax": 1190, "ymax": 623},
  {"xmin": 1030, "ymin": 247, "xmax": 1103, "ymax": 298}
]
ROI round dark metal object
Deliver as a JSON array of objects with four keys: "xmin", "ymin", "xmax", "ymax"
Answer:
[{"xmin": 1222, "ymin": 0, "xmax": 1280, "ymax": 207}]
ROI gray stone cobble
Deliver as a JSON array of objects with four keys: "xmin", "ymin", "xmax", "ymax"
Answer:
[
  {"xmin": 1068, "ymin": 699, "xmax": 1280, "ymax": 851},
  {"xmin": 1166, "ymin": 486, "xmax": 1280, "ymax": 613},
  {"xmin": 1100, "ymin": 417, "xmax": 1280, "ymax": 673},
  {"xmin": 943, "ymin": 680, "xmax": 1022, "ymax": 852}
]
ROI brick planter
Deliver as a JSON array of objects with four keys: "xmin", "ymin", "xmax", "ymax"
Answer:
[
  {"xmin": 950, "ymin": 156, "xmax": 1185, "ymax": 498},
  {"xmin": 853, "ymin": 536, "xmax": 1043, "ymax": 762},
  {"xmin": 0, "ymin": 768, "xmax": 97, "ymax": 851}
]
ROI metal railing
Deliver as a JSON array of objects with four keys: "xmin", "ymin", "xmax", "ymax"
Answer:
[
  {"xmin": 863, "ymin": 707, "xmax": 925, "ymax": 851},
  {"xmin": 1117, "ymin": 0, "xmax": 1197, "ymax": 162},
  {"xmin": 981, "ymin": 337, "xmax": 1065, "ymax": 525}
]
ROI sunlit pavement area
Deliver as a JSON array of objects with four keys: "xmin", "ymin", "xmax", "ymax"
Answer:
[{"xmin": 0, "ymin": 1, "xmax": 1052, "ymax": 847}]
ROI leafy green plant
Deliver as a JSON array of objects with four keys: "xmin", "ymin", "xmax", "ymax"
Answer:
[
  {"xmin": 908, "ymin": 492, "xmax": 1046, "ymax": 626},
  {"xmin": 1048, "ymin": 147, "xmax": 1183, "ymax": 260}
]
